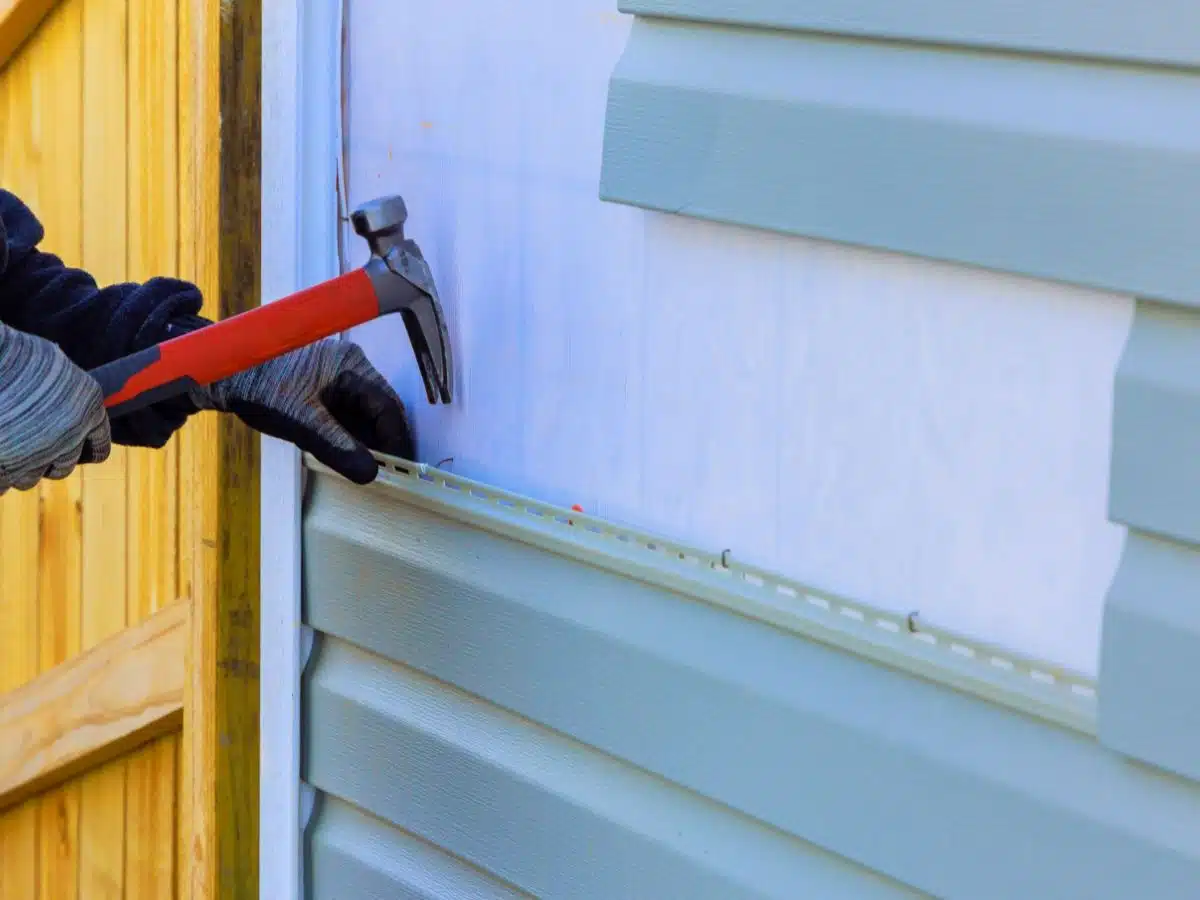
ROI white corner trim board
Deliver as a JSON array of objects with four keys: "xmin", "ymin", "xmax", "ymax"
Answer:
[{"xmin": 260, "ymin": 0, "xmax": 343, "ymax": 897}]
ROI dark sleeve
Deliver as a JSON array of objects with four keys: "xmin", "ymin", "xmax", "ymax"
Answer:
[{"xmin": 0, "ymin": 189, "xmax": 213, "ymax": 448}]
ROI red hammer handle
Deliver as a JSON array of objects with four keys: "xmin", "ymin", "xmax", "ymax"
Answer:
[{"xmin": 92, "ymin": 268, "xmax": 379, "ymax": 419}]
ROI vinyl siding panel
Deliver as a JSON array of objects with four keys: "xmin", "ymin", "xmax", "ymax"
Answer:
[
  {"xmin": 303, "ymin": 637, "xmax": 922, "ymax": 900},
  {"xmin": 306, "ymin": 796, "xmax": 531, "ymax": 900},
  {"xmin": 620, "ymin": 0, "xmax": 1200, "ymax": 68},
  {"xmin": 1100, "ymin": 300, "xmax": 1200, "ymax": 782},
  {"xmin": 300, "ymin": 465, "xmax": 1200, "ymax": 899},
  {"xmin": 1099, "ymin": 532, "xmax": 1200, "ymax": 785},
  {"xmin": 599, "ymin": 0, "xmax": 1200, "ymax": 795},
  {"xmin": 1109, "ymin": 302, "xmax": 1200, "ymax": 547},
  {"xmin": 599, "ymin": 18, "xmax": 1200, "ymax": 307}
]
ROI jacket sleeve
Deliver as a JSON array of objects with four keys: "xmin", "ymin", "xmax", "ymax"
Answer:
[{"xmin": 0, "ymin": 189, "xmax": 213, "ymax": 448}]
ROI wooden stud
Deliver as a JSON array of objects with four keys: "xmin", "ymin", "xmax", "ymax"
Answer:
[
  {"xmin": 31, "ymin": 3, "xmax": 85, "ymax": 896},
  {"xmin": 0, "ymin": 30, "xmax": 40, "ymax": 900},
  {"xmin": 178, "ymin": 0, "xmax": 262, "ymax": 896},
  {"xmin": 78, "ymin": 0, "xmax": 132, "ymax": 894},
  {"xmin": 123, "ymin": 1, "xmax": 184, "ymax": 894}
]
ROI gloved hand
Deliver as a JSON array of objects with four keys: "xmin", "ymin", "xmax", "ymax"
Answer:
[
  {"xmin": 191, "ymin": 338, "xmax": 414, "ymax": 484},
  {"xmin": 0, "ymin": 321, "xmax": 111, "ymax": 493}
]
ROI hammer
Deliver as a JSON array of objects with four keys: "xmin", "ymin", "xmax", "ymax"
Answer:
[{"xmin": 88, "ymin": 195, "xmax": 454, "ymax": 419}]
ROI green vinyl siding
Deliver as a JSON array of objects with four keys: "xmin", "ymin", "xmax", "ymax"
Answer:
[
  {"xmin": 599, "ymin": 0, "xmax": 1200, "ymax": 795},
  {"xmin": 300, "ymin": 467, "xmax": 1200, "ymax": 899}
]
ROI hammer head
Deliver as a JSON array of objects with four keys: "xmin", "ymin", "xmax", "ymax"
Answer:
[{"xmin": 352, "ymin": 195, "xmax": 454, "ymax": 404}]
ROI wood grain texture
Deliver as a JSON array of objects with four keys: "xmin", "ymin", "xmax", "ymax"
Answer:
[
  {"xmin": 177, "ymin": 0, "xmax": 262, "ymax": 896},
  {"xmin": 79, "ymin": 0, "xmax": 131, "ymax": 891},
  {"xmin": 125, "ymin": 5, "xmax": 184, "ymax": 897},
  {"xmin": 28, "ymin": 5, "xmax": 85, "ymax": 898},
  {"xmin": 78, "ymin": 755, "xmax": 129, "ymax": 899},
  {"xmin": 0, "ymin": 599, "xmax": 187, "ymax": 812},
  {"xmin": 176, "ymin": 0, "xmax": 218, "ymax": 889},
  {"xmin": 0, "ymin": 29, "xmax": 41, "ymax": 898},
  {"xmin": 0, "ymin": 799, "xmax": 39, "ymax": 899},
  {"xmin": 0, "ymin": 492, "xmax": 39, "ymax": 900},
  {"xmin": 126, "ymin": 0, "xmax": 178, "ymax": 626},
  {"xmin": 176, "ymin": 1, "xmax": 217, "ymax": 893},
  {"xmin": 126, "ymin": 734, "xmax": 179, "ymax": 899},
  {"xmin": 0, "ymin": 0, "xmax": 57, "ymax": 68}
]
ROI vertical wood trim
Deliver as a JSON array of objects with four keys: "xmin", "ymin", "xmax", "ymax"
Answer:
[
  {"xmin": 258, "ymin": 0, "xmax": 307, "ymax": 897},
  {"xmin": 0, "ymin": 21, "xmax": 48, "ymax": 898},
  {"xmin": 31, "ymin": 6, "xmax": 84, "ymax": 895},
  {"xmin": 126, "ymin": 0, "xmax": 180, "ymax": 626},
  {"xmin": 175, "ymin": 0, "xmax": 215, "ymax": 890},
  {"xmin": 124, "ymin": 2, "xmax": 184, "ymax": 894},
  {"xmin": 78, "ymin": 0, "xmax": 130, "ymax": 893},
  {"xmin": 178, "ymin": 0, "xmax": 261, "ymax": 897}
]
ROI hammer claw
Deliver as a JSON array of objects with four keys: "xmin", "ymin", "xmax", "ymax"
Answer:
[
  {"xmin": 402, "ymin": 301, "xmax": 454, "ymax": 404},
  {"xmin": 354, "ymin": 198, "xmax": 455, "ymax": 405}
]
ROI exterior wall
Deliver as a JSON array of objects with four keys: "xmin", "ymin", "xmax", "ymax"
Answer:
[
  {"xmin": 284, "ymin": 0, "xmax": 1200, "ymax": 895},
  {"xmin": 0, "ymin": 0, "xmax": 262, "ymax": 897},
  {"xmin": 343, "ymin": 0, "xmax": 1132, "ymax": 677}
]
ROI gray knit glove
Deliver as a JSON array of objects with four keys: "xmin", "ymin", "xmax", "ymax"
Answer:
[
  {"xmin": 190, "ymin": 338, "xmax": 413, "ymax": 484},
  {"xmin": 0, "ymin": 322, "xmax": 111, "ymax": 493}
]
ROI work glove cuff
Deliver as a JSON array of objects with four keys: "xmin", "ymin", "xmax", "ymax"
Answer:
[{"xmin": 0, "ymin": 323, "xmax": 112, "ymax": 492}]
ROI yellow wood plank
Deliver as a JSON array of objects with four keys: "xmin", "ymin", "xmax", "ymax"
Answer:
[
  {"xmin": 79, "ymin": 0, "xmax": 130, "ymax": 894},
  {"xmin": 80, "ymin": 0, "xmax": 130, "ymax": 649},
  {"xmin": 0, "ymin": 27, "xmax": 37, "ymax": 200},
  {"xmin": 0, "ymin": 797, "xmax": 39, "ymax": 899},
  {"xmin": 177, "ymin": 0, "xmax": 264, "ymax": 895},
  {"xmin": 126, "ymin": 733, "xmax": 178, "ymax": 899},
  {"xmin": 78, "ymin": 755, "xmax": 128, "ymax": 900},
  {"xmin": 0, "ymin": 492, "xmax": 40, "ymax": 688},
  {"xmin": 174, "ymin": 731, "xmax": 183, "ymax": 900},
  {"xmin": 0, "ymin": 485, "xmax": 41, "ymax": 895},
  {"xmin": 26, "ymin": 5, "xmax": 86, "ymax": 897},
  {"xmin": 177, "ymin": 0, "xmax": 218, "ymax": 894},
  {"xmin": 0, "ymin": 46, "xmax": 39, "ymax": 900},
  {"xmin": 0, "ymin": 15, "xmax": 42, "ymax": 844},
  {"xmin": 35, "ymin": 787, "xmax": 78, "ymax": 900},
  {"xmin": 127, "ymin": 3, "xmax": 183, "ymax": 895},
  {"xmin": 127, "ymin": 0, "xmax": 178, "ymax": 627}
]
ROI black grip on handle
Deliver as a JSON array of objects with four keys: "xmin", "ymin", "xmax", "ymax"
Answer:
[
  {"xmin": 103, "ymin": 376, "xmax": 204, "ymax": 421},
  {"xmin": 89, "ymin": 345, "xmax": 201, "ymax": 421},
  {"xmin": 90, "ymin": 345, "xmax": 161, "ymax": 399}
]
